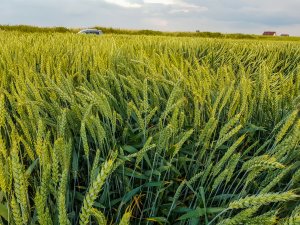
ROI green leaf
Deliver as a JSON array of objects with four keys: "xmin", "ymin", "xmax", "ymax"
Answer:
[
  {"xmin": 144, "ymin": 169, "xmax": 161, "ymax": 177},
  {"xmin": 0, "ymin": 203, "xmax": 8, "ymax": 221},
  {"xmin": 200, "ymin": 186, "xmax": 208, "ymax": 223},
  {"xmin": 122, "ymin": 167, "xmax": 148, "ymax": 179},
  {"xmin": 143, "ymin": 152, "xmax": 152, "ymax": 168},
  {"xmin": 210, "ymin": 194, "xmax": 238, "ymax": 202},
  {"xmin": 178, "ymin": 207, "xmax": 226, "ymax": 220},
  {"xmin": 74, "ymin": 192, "xmax": 105, "ymax": 208},
  {"xmin": 123, "ymin": 145, "xmax": 138, "ymax": 154},
  {"xmin": 72, "ymin": 150, "xmax": 79, "ymax": 180},
  {"xmin": 121, "ymin": 186, "xmax": 143, "ymax": 203},
  {"xmin": 25, "ymin": 159, "xmax": 39, "ymax": 177},
  {"xmin": 111, "ymin": 186, "xmax": 143, "ymax": 206},
  {"xmin": 241, "ymin": 123, "xmax": 266, "ymax": 134},
  {"xmin": 190, "ymin": 218, "xmax": 200, "ymax": 225},
  {"xmin": 144, "ymin": 181, "xmax": 164, "ymax": 188},
  {"xmin": 146, "ymin": 217, "xmax": 169, "ymax": 225}
]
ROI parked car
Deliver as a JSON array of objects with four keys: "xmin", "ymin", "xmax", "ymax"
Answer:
[{"xmin": 78, "ymin": 29, "xmax": 103, "ymax": 35}]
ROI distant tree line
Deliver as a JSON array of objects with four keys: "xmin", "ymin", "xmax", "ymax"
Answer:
[{"xmin": 0, "ymin": 25, "xmax": 298, "ymax": 41}]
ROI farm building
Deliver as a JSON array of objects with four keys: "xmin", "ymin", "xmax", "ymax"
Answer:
[
  {"xmin": 280, "ymin": 34, "xmax": 289, "ymax": 37},
  {"xmin": 263, "ymin": 31, "xmax": 276, "ymax": 36}
]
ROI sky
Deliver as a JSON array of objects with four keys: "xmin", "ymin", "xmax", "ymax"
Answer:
[{"xmin": 1, "ymin": 0, "xmax": 300, "ymax": 36}]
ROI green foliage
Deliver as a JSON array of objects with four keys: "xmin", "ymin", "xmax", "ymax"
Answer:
[
  {"xmin": 0, "ymin": 31, "xmax": 299, "ymax": 225},
  {"xmin": 1, "ymin": 24, "xmax": 300, "ymax": 40}
]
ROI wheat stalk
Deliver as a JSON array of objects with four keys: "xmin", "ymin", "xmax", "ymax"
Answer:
[
  {"xmin": 79, "ymin": 156, "xmax": 116, "ymax": 225},
  {"xmin": 229, "ymin": 191, "xmax": 299, "ymax": 209}
]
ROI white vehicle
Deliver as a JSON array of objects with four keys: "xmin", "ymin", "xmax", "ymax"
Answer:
[{"xmin": 78, "ymin": 29, "xmax": 103, "ymax": 35}]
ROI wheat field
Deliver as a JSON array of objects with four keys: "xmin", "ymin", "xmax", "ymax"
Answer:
[{"xmin": 0, "ymin": 31, "xmax": 299, "ymax": 225}]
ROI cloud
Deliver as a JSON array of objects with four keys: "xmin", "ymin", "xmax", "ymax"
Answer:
[
  {"xmin": 102, "ymin": 0, "xmax": 207, "ymax": 13},
  {"xmin": 104, "ymin": 0, "xmax": 142, "ymax": 8},
  {"xmin": 144, "ymin": 18, "xmax": 168, "ymax": 27},
  {"xmin": 143, "ymin": 0, "xmax": 175, "ymax": 5},
  {"xmin": 144, "ymin": 0, "xmax": 208, "ymax": 13},
  {"xmin": 0, "ymin": 0, "xmax": 300, "ymax": 36}
]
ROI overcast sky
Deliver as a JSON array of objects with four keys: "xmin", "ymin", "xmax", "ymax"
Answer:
[{"xmin": 1, "ymin": 0, "xmax": 300, "ymax": 36}]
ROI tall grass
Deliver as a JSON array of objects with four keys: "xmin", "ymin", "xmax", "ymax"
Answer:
[{"xmin": 0, "ymin": 31, "xmax": 299, "ymax": 224}]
